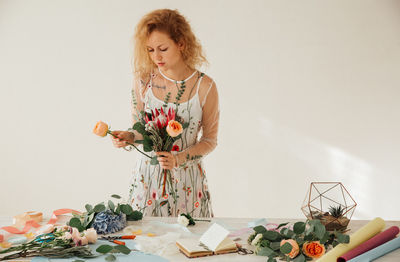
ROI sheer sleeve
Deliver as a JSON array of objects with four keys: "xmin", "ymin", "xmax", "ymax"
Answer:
[
  {"xmin": 174, "ymin": 77, "xmax": 220, "ymax": 167},
  {"xmin": 129, "ymin": 78, "xmax": 148, "ymax": 143}
]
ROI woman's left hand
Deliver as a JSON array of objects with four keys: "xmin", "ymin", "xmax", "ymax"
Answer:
[{"xmin": 156, "ymin": 152, "xmax": 176, "ymax": 170}]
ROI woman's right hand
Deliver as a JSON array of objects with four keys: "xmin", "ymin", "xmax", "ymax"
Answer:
[{"xmin": 111, "ymin": 131, "xmax": 135, "ymax": 148}]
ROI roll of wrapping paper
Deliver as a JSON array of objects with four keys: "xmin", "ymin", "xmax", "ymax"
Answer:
[
  {"xmin": 347, "ymin": 236, "xmax": 400, "ymax": 262},
  {"xmin": 317, "ymin": 217, "xmax": 385, "ymax": 262},
  {"xmin": 338, "ymin": 226, "xmax": 399, "ymax": 262}
]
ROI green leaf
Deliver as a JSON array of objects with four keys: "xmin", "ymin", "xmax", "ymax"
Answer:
[
  {"xmin": 111, "ymin": 194, "xmax": 121, "ymax": 199},
  {"xmin": 105, "ymin": 254, "xmax": 116, "ymax": 262},
  {"xmin": 150, "ymin": 156, "xmax": 159, "ymax": 165},
  {"xmin": 127, "ymin": 210, "xmax": 143, "ymax": 221},
  {"xmin": 133, "ymin": 122, "xmax": 146, "ymax": 135},
  {"xmin": 133, "ymin": 139, "xmax": 144, "ymax": 144},
  {"xmin": 293, "ymin": 222, "xmax": 306, "ymax": 234},
  {"xmin": 276, "ymin": 222, "xmax": 289, "ymax": 229},
  {"xmin": 115, "ymin": 204, "xmax": 121, "ymax": 214},
  {"xmin": 72, "ymin": 260, "xmax": 85, "ymax": 262},
  {"xmin": 143, "ymin": 136, "xmax": 153, "ymax": 152},
  {"xmin": 85, "ymin": 204, "xmax": 93, "ymax": 213},
  {"xmin": 108, "ymin": 200, "xmax": 115, "ymax": 212},
  {"xmin": 114, "ymin": 245, "xmax": 131, "ymax": 255},
  {"xmin": 320, "ymin": 231, "xmax": 330, "ymax": 244},
  {"xmin": 254, "ymin": 225, "xmax": 267, "ymax": 234},
  {"xmin": 94, "ymin": 204, "xmax": 106, "ymax": 213},
  {"xmin": 305, "ymin": 224, "xmax": 314, "ymax": 235},
  {"xmin": 280, "ymin": 242, "xmax": 292, "ymax": 254},
  {"xmin": 314, "ymin": 223, "xmax": 326, "ymax": 239},
  {"xmin": 293, "ymin": 254, "xmax": 306, "ymax": 262},
  {"xmin": 96, "ymin": 245, "xmax": 113, "ymax": 254},
  {"xmin": 333, "ymin": 240, "xmax": 339, "ymax": 247},
  {"xmin": 182, "ymin": 122, "xmax": 189, "ymax": 129},
  {"xmin": 257, "ymin": 246, "xmax": 275, "ymax": 256},
  {"xmin": 337, "ymin": 232, "xmax": 350, "ymax": 243},
  {"xmin": 83, "ymin": 212, "xmax": 95, "ymax": 228},
  {"xmin": 260, "ymin": 239, "xmax": 271, "ymax": 247},
  {"xmin": 69, "ymin": 217, "xmax": 84, "ymax": 231},
  {"xmin": 285, "ymin": 230, "xmax": 295, "ymax": 238},
  {"xmin": 121, "ymin": 204, "xmax": 133, "ymax": 215},
  {"xmin": 263, "ymin": 231, "xmax": 280, "ymax": 241},
  {"xmin": 270, "ymin": 241, "xmax": 281, "ymax": 251}
]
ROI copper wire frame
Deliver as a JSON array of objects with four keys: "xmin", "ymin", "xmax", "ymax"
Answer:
[{"xmin": 301, "ymin": 182, "xmax": 357, "ymax": 230}]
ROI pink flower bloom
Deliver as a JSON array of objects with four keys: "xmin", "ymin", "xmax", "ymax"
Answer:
[{"xmin": 71, "ymin": 227, "xmax": 81, "ymax": 240}]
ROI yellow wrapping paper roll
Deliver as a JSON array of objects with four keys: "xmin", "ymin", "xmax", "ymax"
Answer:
[{"xmin": 317, "ymin": 217, "xmax": 385, "ymax": 262}]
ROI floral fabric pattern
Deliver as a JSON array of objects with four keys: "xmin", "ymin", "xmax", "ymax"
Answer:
[{"xmin": 128, "ymin": 74, "xmax": 214, "ymax": 218}]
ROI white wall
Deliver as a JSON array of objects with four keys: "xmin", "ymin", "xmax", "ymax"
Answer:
[{"xmin": 1, "ymin": 0, "xmax": 399, "ymax": 220}]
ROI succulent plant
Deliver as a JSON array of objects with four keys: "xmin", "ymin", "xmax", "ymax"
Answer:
[{"xmin": 329, "ymin": 205, "xmax": 345, "ymax": 218}]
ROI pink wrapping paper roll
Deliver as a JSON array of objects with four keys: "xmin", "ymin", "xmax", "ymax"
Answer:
[{"xmin": 337, "ymin": 226, "xmax": 400, "ymax": 262}]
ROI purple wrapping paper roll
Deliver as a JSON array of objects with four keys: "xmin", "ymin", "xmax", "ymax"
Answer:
[{"xmin": 337, "ymin": 226, "xmax": 400, "ymax": 262}]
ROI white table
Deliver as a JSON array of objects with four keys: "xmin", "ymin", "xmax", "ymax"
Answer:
[{"xmin": 1, "ymin": 216, "xmax": 400, "ymax": 261}]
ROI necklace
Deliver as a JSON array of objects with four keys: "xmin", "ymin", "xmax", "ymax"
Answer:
[{"xmin": 158, "ymin": 67, "xmax": 197, "ymax": 84}]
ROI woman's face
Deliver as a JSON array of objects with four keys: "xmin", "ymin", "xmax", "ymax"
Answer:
[{"xmin": 146, "ymin": 30, "xmax": 184, "ymax": 71}]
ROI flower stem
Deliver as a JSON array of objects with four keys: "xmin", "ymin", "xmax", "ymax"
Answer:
[
  {"xmin": 194, "ymin": 219, "xmax": 211, "ymax": 222},
  {"xmin": 107, "ymin": 130, "xmax": 152, "ymax": 159}
]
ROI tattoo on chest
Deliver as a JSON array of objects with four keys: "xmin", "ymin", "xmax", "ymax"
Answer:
[{"xmin": 153, "ymin": 83, "xmax": 166, "ymax": 90}]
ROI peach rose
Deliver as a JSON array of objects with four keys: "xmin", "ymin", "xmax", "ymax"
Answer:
[
  {"xmin": 93, "ymin": 121, "xmax": 109, "ymax": 137},
  {"xmin": 84, "ymin": 228, "xmax": 97, "ymax": 244},
  {"xmin": 302, "ymin": 241, "xmax": 326, "ymax": 259},
  {"xmin": 80, "ymin": 236, "xmax": 88, "ymax": 246},
  {"xmin": 166, "ymin": 120, "xmax": 183, "ymax": 137},
  {"xmin": 280, "ymin": 239, "xmax": 300, "ymax": 258}
]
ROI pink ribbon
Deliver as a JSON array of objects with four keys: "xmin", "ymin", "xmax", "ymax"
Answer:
[{"xmin": 0, "ymin": 209, "xmax": 80, "ymax": 242}]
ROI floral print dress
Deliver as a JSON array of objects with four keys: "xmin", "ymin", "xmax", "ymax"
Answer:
[{"xmin": 128, "ymin": 72, "xmax": 218, "ymax": 218}]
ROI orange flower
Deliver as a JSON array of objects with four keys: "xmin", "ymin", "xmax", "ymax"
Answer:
[
  {"xmin": 280, "ymin": 239, "xmax": 300, "ymax": 258},
  {"xmin": 93, "ymin": 121, "xmax": 109, "ymax": 137},
  {"xmin": 166, "ymin": 120, "xmax": 183, "ymax": 137},
  {"xmin": 302, "ymin": 241, "xmax": 326, "ymax": 259}
]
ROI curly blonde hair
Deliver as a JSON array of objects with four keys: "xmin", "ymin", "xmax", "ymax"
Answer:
[{"xmin": 132, "ymin": 9, "xmax": 208, "ymax": 81}]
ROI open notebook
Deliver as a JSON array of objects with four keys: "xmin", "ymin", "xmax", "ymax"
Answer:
[{"xmin": 176, "ymin": 223, "xmax": 238, "ymax": 258}]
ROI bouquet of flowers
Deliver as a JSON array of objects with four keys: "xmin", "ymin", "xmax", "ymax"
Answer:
[
  {"xmin": 248, "ymin": 219, "xmax": 350, "ymax": 262},
  {"xmin": 0, "ymin": 225, "xmax": 130, "ymax": 261},
  {"xmin": 68, "ymin": 194, "xmax": 143, "ymax": 235},
  {"xmin": 93, "ymin": 107, "xmax": 186, "ymax": 199},
  {"xmin": 132, "ymin": 107, "xmax": 185, "ymax": 197}
]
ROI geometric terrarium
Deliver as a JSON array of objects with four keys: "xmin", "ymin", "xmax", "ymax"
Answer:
[{"xmin": 301, "ymin": 182, "xmax": 357, "ymax": 231}]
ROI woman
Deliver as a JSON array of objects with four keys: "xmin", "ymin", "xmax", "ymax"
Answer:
[{"xmin": 111, "ymin": 9, "xmax": 219, "ymax": 218}]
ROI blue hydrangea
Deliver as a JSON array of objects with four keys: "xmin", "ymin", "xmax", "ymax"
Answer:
[{"xmin": 92, "ymin": 210, "xmax": 126, "ymax": 234}]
